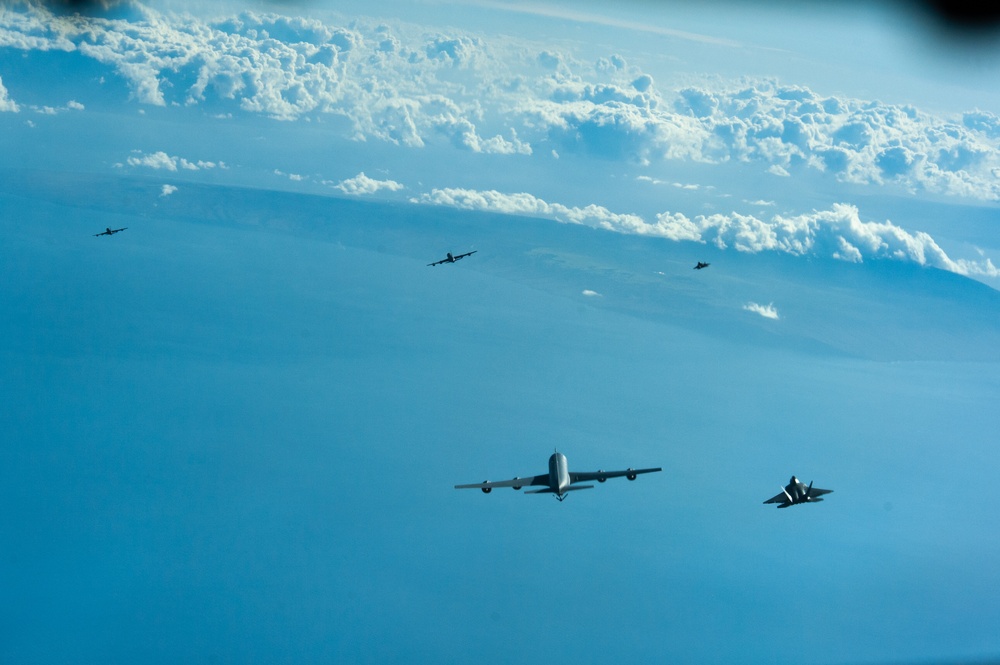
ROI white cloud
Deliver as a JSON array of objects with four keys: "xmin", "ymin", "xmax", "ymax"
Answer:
[
  {"xmin": 412, "ymin": 187, "xmax": 647, "ymax": 233},
  {"xmin": 649, "ymin": 203, "xmax": 996, "ymax": 276},
  {"xmin": 582, "ymin": 289, "xmax": 602, "ymax": 297},
  {"xmin": 413, "ymin": 185, "xmax": 997, "ymax": 278},
  {"xmin": 0, "ymin": 76, "xmax": 18, "ymax": 112},
  {"xmin": 125, "ymin": 151, "xmax": 226, "ymax": 171},
  {"xmin": 2, "ymin": 3, "xmax": 1000, "ymax": 204},
  {"xmin": 275, "ymin": 169, "xmax": 306, "ymax": 182},
  {"xmin": 160, "ymin": 184, "xmax": 177, "ymax": 197},
  {"xmin": 744, "ymin": 302, "xmax": 779, "ymax": 319},
  {"xmin": 333, "ymin": 172, "xmax": 405, "ymax": 195}
]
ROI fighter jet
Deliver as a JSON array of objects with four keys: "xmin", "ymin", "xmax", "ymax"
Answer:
[
  {"xmin": 694, "ymin": 261, "xmax": 710, "ymax": 270},
  {"xmin": 427, "ymin": 250, "xmax": 476, "ymax": 266},
  {"xmin": 455, "ymin": 451, "xmax": 661, "ymax": 501},
  {"xmin": 763, "ymin": 476, "xmax": 833, "ymax": 508},
  {"xmin": 94, "ymin": 227, "xmax": 127, "ymax": 237}
]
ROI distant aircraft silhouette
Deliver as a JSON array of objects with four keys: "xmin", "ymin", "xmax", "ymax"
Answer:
[
  {"xmin": 694, "ymin": 261, "xmax": 710, "ymax": 270},
  {"xmin": 427, "ymin": 250, "xmax": 476, "ymax": 266},
  {"xmin": 94, "ymin": 227, "xmax": 127, "ymax": 237},
  {"xmin": 763, "ymin": 476, "xmax": 833, "ymax": 508}
]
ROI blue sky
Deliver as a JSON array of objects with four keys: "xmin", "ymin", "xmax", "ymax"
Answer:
[{"xmin": 1, "ymin": 1, "xmax": 1000, "ymax": 663}]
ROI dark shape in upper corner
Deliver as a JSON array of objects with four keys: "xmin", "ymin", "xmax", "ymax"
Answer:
[
  {"xmin": 694, "ymin": 261, "xmax": 710, "ymax": 270},
  {"xmin": 94, "ymin": 227, "xmax": 127, "ymax": 237},
  {"xmin": 763, "ymin": 476, "xmax": 833, "ymax": 508},
  {"xmin": 427, "ymin": 250, "xmax": 476, "ymax": 266}
]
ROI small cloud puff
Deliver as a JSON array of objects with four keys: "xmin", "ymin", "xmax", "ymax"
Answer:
[
  {"xmin": 744, "ymin": 302, "xmax": 779, "ymax": 319},
  {"xmin": 160, "ymin": 184, "xmax": 177, "ymax": 197},
  {"xmin": 582, "ymin": 289, "xmax": 602, "ymax": 297},
  {"xmin": 125, "ymin": 150, "xmax": 225, "ymax": 171},
  {"xmin": 275, "ymin": 169, "xmax": 306, "ymax": 181},
  {"xmin": 333, "ymin": 172, "xmax": 404, "ymax": 195}
]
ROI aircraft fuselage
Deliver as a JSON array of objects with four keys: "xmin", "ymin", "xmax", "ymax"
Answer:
[{"xmin": 548, "ymin": 452, "xmax": 571, "ymax": 495}]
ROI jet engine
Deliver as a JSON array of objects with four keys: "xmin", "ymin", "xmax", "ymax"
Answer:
[
  {"xmin": 481, "ymin": 481, "xmax": 492, "ymax": 494},
  {"xmin": 626, "ymin": 468, "xmax": 637, "ymax": 481},
  {"xmin": 512, "ymin": 477, "xmax": 522, "ymax": 490},
  {"xmin": 597, "ymin": 470, "xmax": 607, "ymax": 483}
]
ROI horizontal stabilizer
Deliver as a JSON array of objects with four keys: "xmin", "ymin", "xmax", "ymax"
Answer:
[{"xmin": 525, "ymin": 485, "xmax": 594, "ymax": 494}]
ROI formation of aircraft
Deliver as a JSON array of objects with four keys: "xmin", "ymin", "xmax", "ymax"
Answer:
[
  {"xmin": 763, "ymin": 476, "xmax": 833, "ymax": 508},
  {"xmin": 94, "ymin": 227, "xmax": 127, "ymax": 237},
  {"xmin": 455, "ymin": 451, "xmax": 661, "ymax": 501},
  {"xmin": 89, "ymin": 230, "xmax": 825, "ymax": 509},
  {"xmin": 427, "ymin": 250, "xmax": 476, "ymax": 266}
]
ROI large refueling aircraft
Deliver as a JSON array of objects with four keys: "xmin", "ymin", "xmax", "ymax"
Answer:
[{"xmin": 455, "ymin": 451, "xmax": 661, "ymax": 501}]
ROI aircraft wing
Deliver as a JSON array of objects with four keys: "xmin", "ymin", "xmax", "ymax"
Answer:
[
  {"xmin": 454, "ymin": 251, "xmax": 476, "ymax": 260},
  {"xmin": 763, "ymin": 492, "xmax": 791, "ymax": 505},
  {"xmin": 427, "ymin": 259, "xmax": 446, "ymax": 266},
  {"xmin": 570, "ymin": 467, "xmax": 662, "ymax": 482},
  {"xmin": 808, "ymin": 488, "xmax": 833, "ymax": 498},
  {"xmin": 454, "ymin": 474, "xmax": 549, "ymax": 490}
]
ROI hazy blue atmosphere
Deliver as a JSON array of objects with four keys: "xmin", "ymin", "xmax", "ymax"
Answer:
[{"xmin": 1, "ymin": 1, "xmax": 999, "ymax": 663}]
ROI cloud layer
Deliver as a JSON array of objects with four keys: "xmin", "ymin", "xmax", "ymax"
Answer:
[
  {"xmin": 413, "ymin": 186, "xmax": 999, "ymax": 278},
  {"xmin": 2, "ymin": 2, "xmax": 1000, "ymax": 201}
]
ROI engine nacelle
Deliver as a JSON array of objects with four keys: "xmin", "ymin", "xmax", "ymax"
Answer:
[
  {"xmin": 597, "ymin": 470, "xmax": 607, "ymax": 483},
  {"xmin": 626, "ymin": 468, "xmax": 637, "ymax": 481},
  {"xmin": 481, "ymin": 481, "xmax": 492, "ymax": 494},
  {"xmin": 512, "ymin": 477, "xmax": 522, "ymax": 490}
]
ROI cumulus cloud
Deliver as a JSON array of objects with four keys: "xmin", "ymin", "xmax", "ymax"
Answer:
[
  {"xmin": 649, "ymin": 203, "xmax": 979, "ymax": 274},
  {"xmin": 412, "ymin": 187, "xmax": 647, "ymax": 233},
  {"xmin": 414, "ymin": 185, "xmax": 996, "ymax": 278},
  {"xmin": 124, "ymin": 150, "xmax": 225, "ymax": 171},
  {"xmin": 744, "ymin": 302, "xmax": 779, "ymax": 319},
  {"xmin": 582, "ymin": 289, "xmax": 602, "ymax": 297},
  {"xmin": 333, "ymin": 172, "xmax": 405, "ymax": 195},
  {"xmin": 160, "ymin": 184, "xmax": 177, "ymax": 197},
  {"xmin": 2, "ymin": 3, "xmax": 1000, "ymax": 202},
  {"xmin": 0, "ymin": 77, "xmax": 20, "ymax": 112}
]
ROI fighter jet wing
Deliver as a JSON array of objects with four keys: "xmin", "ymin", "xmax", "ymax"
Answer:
[
  {"xmin": 570, "ymin": 467, "xmax": 662, "ymax": 482},
  {"xmin": 763, "ymin": 491, "xmax": 792, "ymax": 505},
  {"xmin": 808, "ymin": 487, "xmax": 833, "ymax": 498},
  {"xmin": 454, "ymin": 474, "xmax": 549, "ymax": 490}
]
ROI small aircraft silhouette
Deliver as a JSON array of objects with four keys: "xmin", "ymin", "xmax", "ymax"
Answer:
[
  {"xmin": 455, "ymin": 451, "xmax": 661, "ymax": 502},
  {"xmin": 763, "ymin": 476, "xmax": 833, "ymax": 508},
  {"xmin": 694, "ymin": 261, "xmax": 710, "ymax": 270},
  {"xmin": 94, "ymin": 227, "xmax": 127, "ymax": 237},
  {"xmin": 427, "ymin": 250, "xmax": 476, "ymax": 266}
]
